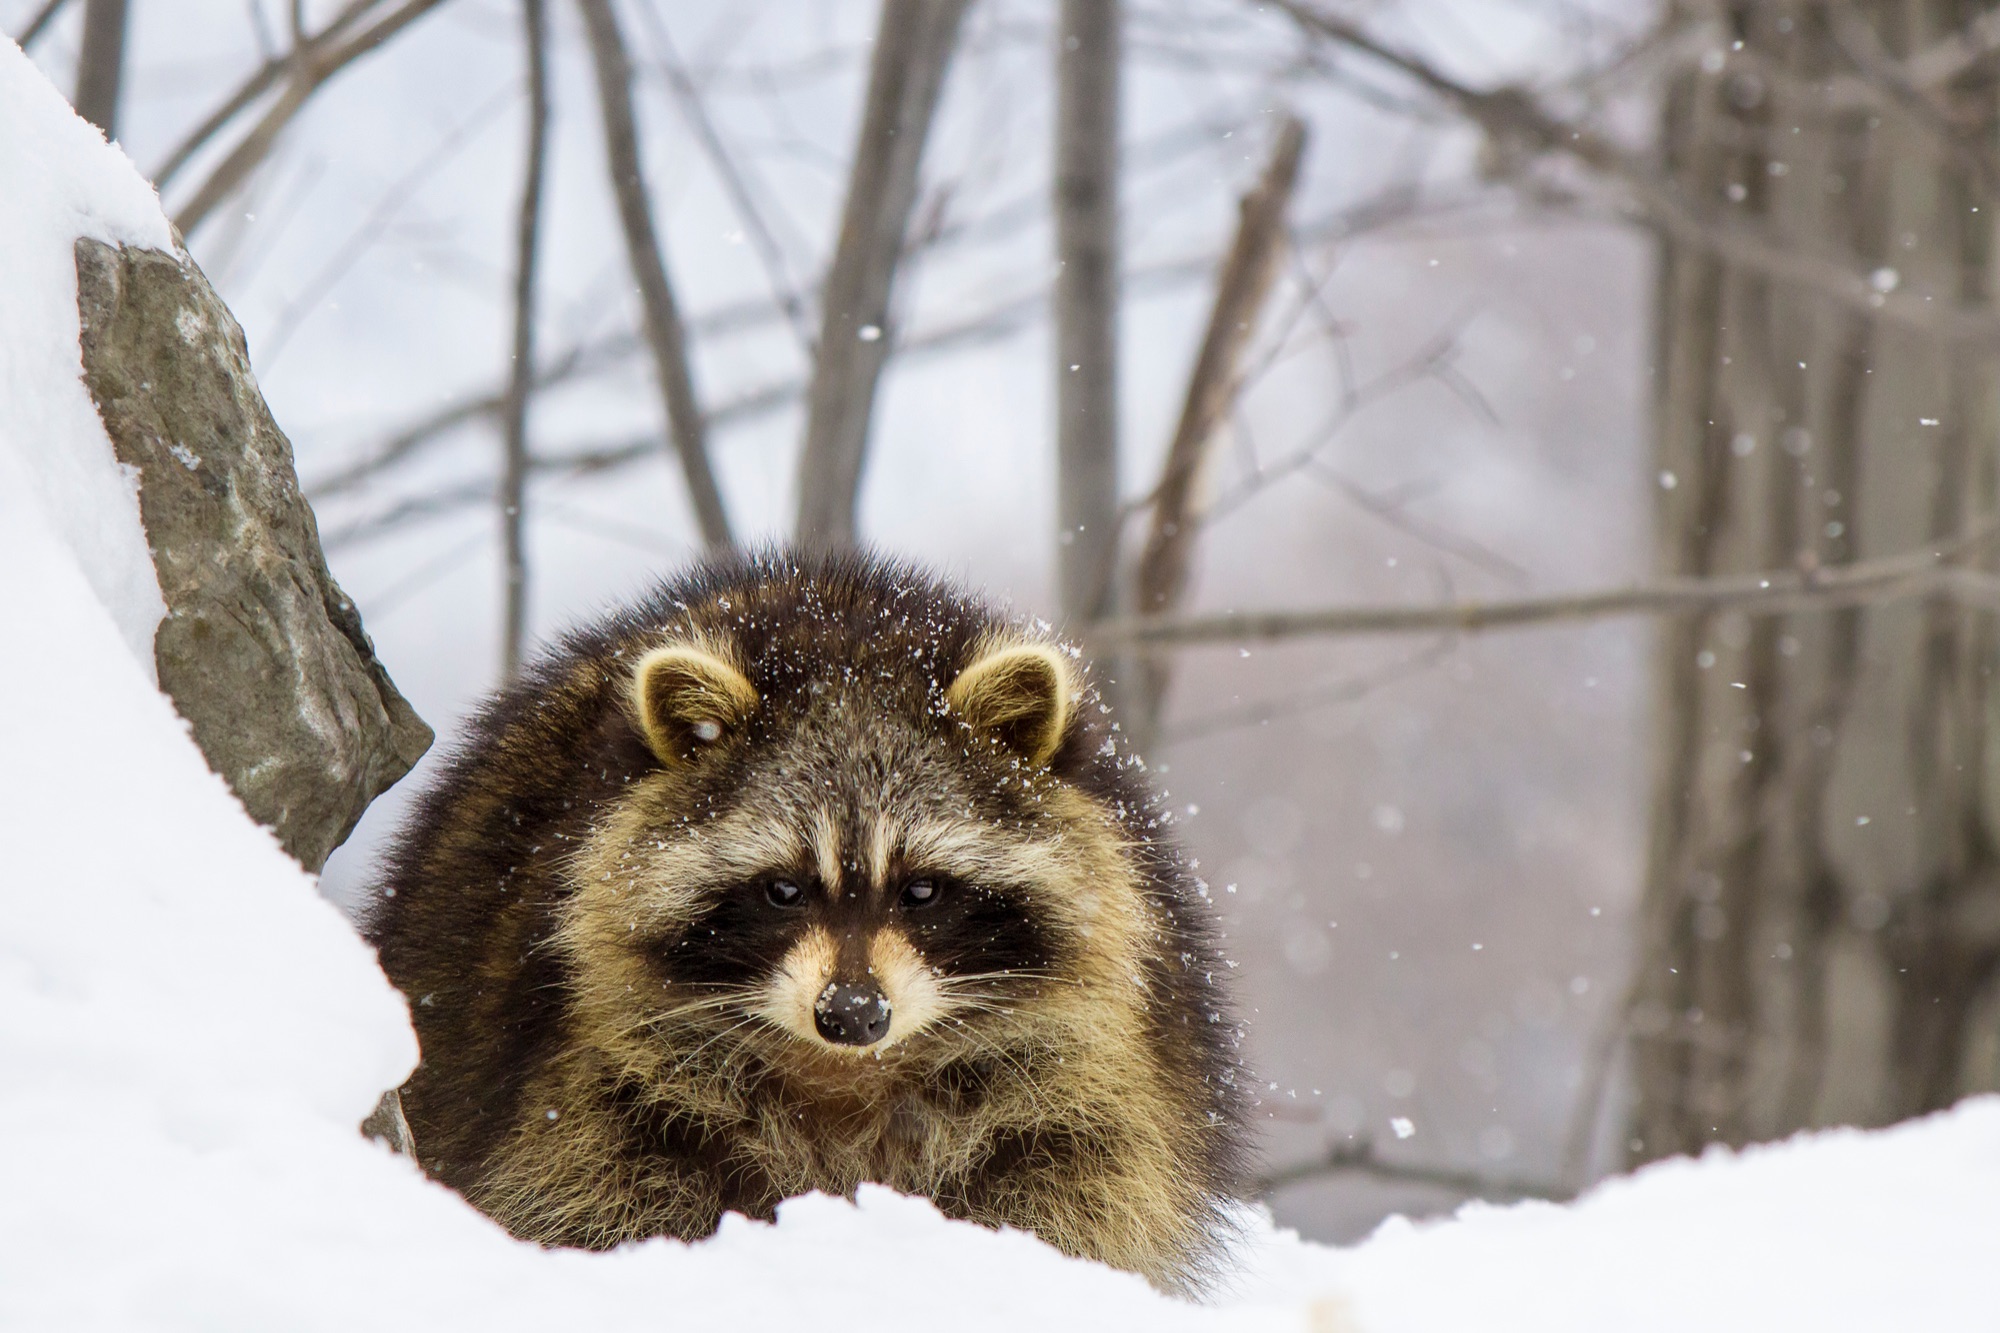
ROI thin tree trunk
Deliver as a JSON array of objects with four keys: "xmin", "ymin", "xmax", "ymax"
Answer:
[
  {"xmin": 577, "ymin": 0, "xmax": 733, "ymax": 550},
  {"xmin": 1054, "ymin": 0, "xmax": 1122, "ymax": 627},
  {"xmin": 499, "ymin": 0, "xmax": 550, "ymax": 678},
  {"xmin": 13, "ymin": 0, "xmax": 72, "ymax": 48},
  {"xmin": 1126, "ymin": 115, "xmax": 1306, "ymax": 752},
  {"xmin": 794, "ymin": 0, "xmax": 973, "ymax": 548},
  {"xmin": 72, "ymin": 0, "xmax": 128, "ymax": 137},
  {"xmin": 1627, "ymin": 0, "xmax": 2000, "ymax": 1167}
]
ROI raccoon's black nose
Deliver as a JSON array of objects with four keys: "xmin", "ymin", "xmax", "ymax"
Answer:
[{"xmin": 814, "ymin": 981, "xmax": 891, "ymax": 1047}]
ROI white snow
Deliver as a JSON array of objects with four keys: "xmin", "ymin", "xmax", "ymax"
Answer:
[
  {"xmin": 0, "ymin": 38, "xmax": 171, "ymax": 672},
  {"xmin": 2, "ymin": 37, "xmax": 1997, "ymax": 1333},
  {"xmin": 1237, "ymin": 1105, "xmax": 2000, "ymax": 1331}
]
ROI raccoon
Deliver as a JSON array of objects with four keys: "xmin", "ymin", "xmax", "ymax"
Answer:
[{"xmin": 365, "ymin": 551, "xmax": 1250, "ymax": 1290}]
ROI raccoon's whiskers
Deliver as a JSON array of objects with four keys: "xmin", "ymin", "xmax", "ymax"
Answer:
[
  {"xmin": 935, "ymin": 1014, "xmax": 1041, "ymax": 1085},
  {"xmin": 610, "ymin": 987, "xmax": 763, "ymax": 1042}
]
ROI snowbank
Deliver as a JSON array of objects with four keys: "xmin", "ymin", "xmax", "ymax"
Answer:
[
  {"xmin": 0, "ymin": 38, "xmax": 169, "ymax": 670},
  {"xmin": 2, "ymin": 36, "xmax": 1995, "ymax": 1333}
]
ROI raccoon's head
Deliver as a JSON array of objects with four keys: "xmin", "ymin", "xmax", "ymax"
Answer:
[{"xmin": 557, "ymin": 619, "xmax": 1148, "ymax": 1088}]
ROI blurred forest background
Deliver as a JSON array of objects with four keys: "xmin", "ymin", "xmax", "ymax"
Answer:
[{"xmin": 16, "ymin": 0, "xmax": 2000, "ymax": 1244}]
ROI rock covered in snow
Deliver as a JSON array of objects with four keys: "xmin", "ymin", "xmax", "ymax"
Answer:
[{"xmin": 74, "ymin": 237, "xmax": 430, "ymax": 870}]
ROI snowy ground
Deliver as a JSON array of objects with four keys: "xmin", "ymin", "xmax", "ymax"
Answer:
[{"xmin": 3, "ymin": 37, "xmax": 1997, "ymax": 1332}]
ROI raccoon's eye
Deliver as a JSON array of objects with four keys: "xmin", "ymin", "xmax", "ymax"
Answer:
[
  {"xmin": 899, "ymin": 878, "xmax": 945, "ymax": 910},
  {"xmin": 764, "ymin": 879, "xmax": 805, "ymax": 908}
]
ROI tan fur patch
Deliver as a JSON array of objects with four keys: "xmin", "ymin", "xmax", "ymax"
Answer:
[
  {"xmin": 807, "ymin": 805, "xmax": 843, "ymax": 892},
  {"xmin": 750, "ymin": 924, "xmax": 837, "ymax": 1046},
  {"xmin": 868, "ymin": 928, "xmax": 945, "ymax": 1048},
  {"xmin": 945, "ymin": 639, "xmax": 1079, "ymax": 767},
  {"xmin": 865, "ymin": 813, "xmax": 901, "ymax": 889}
]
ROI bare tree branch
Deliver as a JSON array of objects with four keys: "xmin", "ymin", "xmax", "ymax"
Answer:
[
  {"xmin": 500, "ymin": 0, "xmax": 551, "ymax": 678},
  {"xmin": 1202, "ymin": 311, "xmax": 1474, "ymax": 527},
  {"xmin": 258, "ymin": 83, "xmax": 512, "ymax": 367},
  {"xmin": 324, "ymin": 481, "xmax": 493, "ymax": 552},
  {"xmin": 1901, "ymin": 6, "xmax": 2000, "ymax": 90},
  {"xmin": 1092, "ymin": 531, "xmax": 2000, "ymax": 648},
  {"xmin": 1268, "ymin": 0, "xmax": 2000, "ymax": 345},
  {"xmin": 628, "ymin": 0, "xmax": 815, "ymax": 351},
  {"xmin": 305, "ymin": 333, "xmax": 633, "ymax": 501},
  {"xmin": 307, "ymin": 179, "xmax": 1464, "ymax": 514},
  {"xmin": 1054, "ymin": 0, "xmax": 1123, "ymax": 626},
  {"xmin": 172, "ymin": 0, "xmax": 453, "ymax": 236},
  {"xmin": 1127, "ymin": 114, "xmax": 1307, "ymax": 747},
  {"xmin": 13, "ymin": 0, "xmax": 71, "ymax": 47},
  {"xmin": 577, "ymin": 0, "xmax": 733, "ymax": 549},
  {"xmin": 1815, "ymin": 3, "xmax": 2000, "ymax": 199},
  {"xmin": 794, "ymin": 0, "xmax": 974, "ymax": 547},
  {"xmin": 1158, "ymin": 635, "xmax": 1454, "ymax": 746},
  {"xmin": 72, "ymin": 0, "xmax": 128, "ymax": 137},
  {"xmin": 152, "ymin": 0, "xmax": 380, "ymax": 190}
]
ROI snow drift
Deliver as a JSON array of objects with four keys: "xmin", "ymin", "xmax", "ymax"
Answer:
[{"xmin": 1, "ymin": 35, "xmax": 1995, "ymax": 1333}]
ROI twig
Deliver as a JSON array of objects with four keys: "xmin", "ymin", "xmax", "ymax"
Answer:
[
  {"xmin": 1127, "ymin": 114, "xmax": 1308, "ymax": 748},
  {"xmin": 172, "ymin": 0, "xmax": 453, "ymax": 236},
  {"xmin": 257, "ymin": 82, "xmax": 513, "ymax": 367},
  {"xmin": 305, "ymin": 334, "xmax": 632, "ymax": 500},
  {"xmin": 1902, "ymin": 7, "xmax": 2000, "ymax": 91},
  {"xmin": 1201, "ymin": 313, "xmax": 1471, "ymax": 527},
  {"xmin": 1307, "ymin": 462, "xmax": 1528, "ymax": 585},
  {"xmin": 152, "ymin": 0, "xmax": 380, "ymax": 190},
  {"xmin": 500, "ymin": 0, "xmax": 551, "ymax": 679},
  {"xmin": 1815, "ymin": 3, "xmax": 2000, "ymax": 199},
  {"xmin": 1267, "ymin": 0, "xmax": 2000, "ymax": 345},
  {"xmin": 1092, "ymin": 532, "xmax": 2000, "ymax": 648},
  {"xmin": 628, "ymin": 0, "xmax": 815, "ymax": 351},
  {"xmin": 577, "ymin": 0, "xmax": 733, "ymax": 549},
  {"xmin": 305, "ymin": 179, "xmax": 1471, "ymax": 509},
  {"xmin": 1158, "ymin": 635, "xmax": 1455, "ymax": 746},
  {"xmin": 794, "ymin": 0, "xmax": 974, "ymax": 547},
  {"xmin": 1133, "ymin": 116, "xmax": 1308, "ymax": 612},
  {"xmin": 12, "ymin": 0, "xmax": 70, "ymax": 47},
  {"xmin": 1053, "ymin": 0, "xmax": 1123, "ymax": 626},
  {"xmin": 1256, "ymin": 1136, "xmax": 1571, "ymax": 1201}
]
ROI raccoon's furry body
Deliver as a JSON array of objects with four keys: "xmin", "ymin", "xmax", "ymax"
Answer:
[{"xmin": 365, "ymin": 552, "xmax": 1249, "ymax": 1289}]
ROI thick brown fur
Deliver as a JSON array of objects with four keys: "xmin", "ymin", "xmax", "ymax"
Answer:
[{"xmin": 365, "ymin": 550, "xmax": 1250, "ymax": 1291}]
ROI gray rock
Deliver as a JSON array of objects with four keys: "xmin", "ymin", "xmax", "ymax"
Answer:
[{"xmin": 75, "ymin": 238, "xmax": 431, "ymax": 873}]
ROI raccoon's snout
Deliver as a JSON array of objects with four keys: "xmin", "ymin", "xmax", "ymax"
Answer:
[{"xmin": 814, "ymin": 980, "xmax": 891, "ymax": 1047}]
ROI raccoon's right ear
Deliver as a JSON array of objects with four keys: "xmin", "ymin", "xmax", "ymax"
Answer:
[
  {"xmin": 946, "ymin": 642, "xmax": 1079, "ymax": 768},
  {"xmin": 629, "ymin": 644, "xmax": 759, "ymax": 764}
]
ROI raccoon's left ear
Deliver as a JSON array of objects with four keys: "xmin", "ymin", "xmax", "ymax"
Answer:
[
  {"xmin": 945, "ymin": 642, "xmax": 1080, "ymax": 768},
  {"xmin": 630, "ymin": 643, "xmax": 759, "ymax": 764}
]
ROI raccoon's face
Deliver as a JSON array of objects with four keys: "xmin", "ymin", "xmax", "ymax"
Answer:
[{"xmin": 559, "ymin": 634, "xmax": 1140, "ymax": 1080}]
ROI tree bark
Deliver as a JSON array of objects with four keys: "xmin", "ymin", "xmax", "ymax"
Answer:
[
  {"xmin": 577, "ymin": 0, "xmax": 733, "ymax": 550},
  {"xmin": 793, "ymin": 0, "xmax": 973, "ymax": 548},
  {"xmin": 72, "ymin": 0, "xmax": 127, "ymax": 137},
  {"xmin": 14, "ymin": 0, "xmax": 72, "ymax": 49},
  {"xmin": 1054, "ymin": 0, "xmax": 1122, "ymax": 627},
  {"xmin": 1126, "ymin": 115, "xmax": 1305, "ymax": 752},
  {"xmin": 75, "ymin": 240, "xmax": 432, "ymax": 873},
  {"xmin": 500, "ymin": 0, "xmax": 550, "ymax": 677},
  {"xmin": 1628, "ymin": 0, "xmax": 2000, "ymax": 1167}
]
